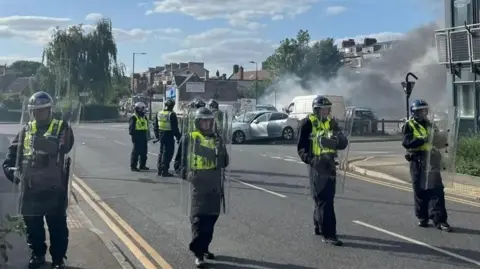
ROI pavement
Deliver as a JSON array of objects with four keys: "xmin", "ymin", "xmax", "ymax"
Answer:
[
  {"xmin": 2, "ymin": 122, "xmax": 480, "ymax": 269},
  {"xmin": 349, "ymin": 155, "xmax": 480, "ymax": 199}
]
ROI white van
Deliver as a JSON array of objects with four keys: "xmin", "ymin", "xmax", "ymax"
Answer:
[{"xmin": 285, "ymin": 95, "xmax": 346, "ymax": 121}]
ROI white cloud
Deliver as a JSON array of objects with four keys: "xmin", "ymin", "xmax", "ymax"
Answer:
[
  {"xmin": 0, "ymin": 55, "xmax": 42, "ymax": 65},
  {"xmin": 162, "ymin": 28, "xmax": 274, "ymax": 74},
  {"xmin": 147, "ymin": 0, "xmax": 319, "ymax": 29},
  {"xmin": 0, "ymin": 16, "xmax": 71, "ymax": 44},
  {"xmin": 0, "ymin": 15, "xmax": 181, "ymax": 44},
  {"xmin": 325, "ymin": 6, "xmax": 346, "ymax": 16},
  {"xmin": 138, "ymin": 2, "xmax": 148, "ymax": 7},
  {"xmin": 85, "ymin": 13, "xmax": 104, "ymax": 21}
]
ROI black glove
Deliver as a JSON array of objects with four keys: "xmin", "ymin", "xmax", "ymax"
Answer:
[
  {"xmin": 319, "ymin": 137, "xmax": 337, "ymax": 149},
  {"xmin": 2, "ymin": 163, "xmax": 17, "ymax": 184}
]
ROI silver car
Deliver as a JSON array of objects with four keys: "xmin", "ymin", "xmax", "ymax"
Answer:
[{"xmin": 231, "ymin": 111, "xmax": 297, "ymax": 144}]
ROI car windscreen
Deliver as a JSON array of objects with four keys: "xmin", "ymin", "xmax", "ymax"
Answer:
[{"xmin": 235, "ymin": 112, "xmax": 257, "ymax": 122}]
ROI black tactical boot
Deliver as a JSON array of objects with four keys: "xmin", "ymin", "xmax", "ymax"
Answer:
[
  {"xmin": 139, "ymin": 166, "xmax": 150, "ymax": 170},
  {"xmin": 204, "ymin": 250, "xmax": 215, "ymax": 260},
  {"xmin": 313, "ymin": 226, "xmax": 321, "ymax": 235},
  {"xmin": 131, "ymin": 167, "xmax": 140, "ymax": 172},
  {"xmin": 435, "ymin": 222, "xmax": 452, "ymax": 232},
  {"xmin": 418, "ymin": 219, "xmax": 429, "ymax": 227},
  {"xmin": 322, "ymin": 236, "xmax": 343, "ymax": 246},
  {"xmin": 51, "ymin": 258, "xmax": 66, "ymax": 269},
  {"xmin": 195, "ymin": 256, "xmax": 206, "ymax": 268},
  {"xmin": 28, "ymin": 255, "xmax": 45, "ymax": 269}
]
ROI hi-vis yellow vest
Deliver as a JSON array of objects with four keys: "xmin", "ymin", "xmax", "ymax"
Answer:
[
  {"xmin": 407, "ymin": 119, "xmax": 431, "ymax": 151},
  {"xmin": 24, "ymin": 119, "xmax": 64, "ymax": 156},
  {"xmin": 133, "ymin": 114, "xmax": 148, "ymax": 131},
  {"xmin": 189, "ymin": 131, "xmax": 216, "ymax": 170},
  {"xmin": 308, "ymin": 114, "xmax": 336, "ymax": 156},
  {"xmin": 157, "ymin": 110, "xmax": 172, "ymax": 131}
]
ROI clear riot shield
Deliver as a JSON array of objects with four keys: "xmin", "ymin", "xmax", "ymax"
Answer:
[
  {"xmin": 305, "ymin": 110, "xmax": 354, "ymax": 197},
  {"xmin": 217, "ymin": 105, "xmax": 233, "ymax": 213},
  {"xmin": 424, "ymin": 107, "xmax": 459, "ymax": 189},
  {"xmin": 336, "ymin": 110, "xmax": 354, "ymax": 194},
  {"xmin": 13, "ymin": 98, "xmax": 81, "ymax": 217},
  {"xmin": 179, "ymin": 110, "xmax": 194, "ymax": 216},
  {"xmin": 179, "ymin": 107, "xmax": 231, "ymax": 216}
]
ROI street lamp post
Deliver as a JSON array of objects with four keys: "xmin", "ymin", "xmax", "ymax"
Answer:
[
  {"xmin": 132, "ymin": 52, "xmax": 147, "ymax": 95},
  {"xmin": 401, "ymin": 72, "xmax": 418, "ymax": 119},
  {"xmin": 249, "ymin": 61, "xmax": 258, "ymax": 102}
]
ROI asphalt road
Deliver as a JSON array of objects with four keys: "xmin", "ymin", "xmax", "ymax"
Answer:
[{"xmin": 2, "ymin": 123, "xmax": 480, "ymax": 269}]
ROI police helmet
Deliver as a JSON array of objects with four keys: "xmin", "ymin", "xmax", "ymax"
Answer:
[
  {"xmin": 28, "ymin": 91, "xmax": 54, "ymax": 122},
  {"xmin": 410, "ymin": 99, "xmax": 429, "ymax": 119},
  {"xmin": 208, "ymin": 99, "xmax": 219, "ymax": 110},
  {"xmin": 312, "ymin": 95, "xmax": 332, "ymax": 108},
  {"xmin": 312, "ymin": 95, "xmax": 332, "ymax": 117},
  {"xmin": 134, "ymin": 102, "xmax": 146, "ymax": 114},
  {"xmin": 164, "ymin": 99, "xmax": 175, "ymax": 110},
  {"xmin": 194, "ymin": 107, "xmax": 215, "ymax": 135},
  {"xmin": 194, "ymin": 98, "xmax": 206, "ymax": 109}
]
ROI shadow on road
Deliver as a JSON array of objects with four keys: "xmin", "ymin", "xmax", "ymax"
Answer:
[
  {"xmin": 340, "ymin": 234, "xmax": 479, "ymax": 267},
  {"xmin": 211, "ymin": 255, "xmax": 317, "ymax": 269}
]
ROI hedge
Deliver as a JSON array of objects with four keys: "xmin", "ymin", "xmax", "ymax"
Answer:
[
  {"xmin": 456, "ymin": 134, "xmax": 480, "ymax": 177},
  {"xmin": 0, "ymin": 104, "xmax": 121, "ymax": 122}
]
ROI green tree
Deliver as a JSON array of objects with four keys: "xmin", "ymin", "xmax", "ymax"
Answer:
[
  {"xmin": 263, "ymin": 29, "xmax": 343, "ymax": 82},
  {"xmin": 42, "ymin": 18, "xmax": 121, "ymax": 104}
]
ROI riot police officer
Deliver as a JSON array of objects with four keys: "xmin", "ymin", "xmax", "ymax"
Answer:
[
  {"xmin": 194, "ymin": 98, "xmax": 206, "ymax": 109},
  {"xmin": 129, "ymin": 102, "xmax": 149, "ymax": 171},
  {"xmin": 297, "ymin": 95, "xmax": 348, "ymax": 246},
  {"xmin": 2, "ymin": 91, "xmax": 74, "ymax": 269},
  {"xmin": 174, "ymin": 107, "xmax": 229, "ymax": 268},
  {"xmin": 208, "ymin": 99, "xmax": 224, "ymax": 134},
  {"xmin": 402, "ymin": 99, "xmax": 451, "ymax": 232},
  {"xmin": 153, "ymin": 99, "xmax": 181, "ymax": 177}
]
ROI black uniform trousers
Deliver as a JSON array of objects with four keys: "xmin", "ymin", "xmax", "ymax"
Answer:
[
  {"xmin": 23, "ymin": 214, "xmax": 69, "ymax": 260},
  {"xmin": 131, "ymin": 139, "xmax": 148, "ymax": 168},
  {"xmin": 189, "ymin": 214, "xmax": 219, "ymax": 257},
  {"xmin": 410, "ymin": 158, "xmax": 448, "ymax": 224},
  {"xmin": 157, "ymin": 133, "xmax": 175, "ymax": 174},
  {"xmin": 313, "ymin": 178, "xmax": 337, "ymax": 237}
]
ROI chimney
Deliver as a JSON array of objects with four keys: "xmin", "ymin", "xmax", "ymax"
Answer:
[
  {"xmin": 239, "ymin": 66, "xmax": 244, "ymax": 80},
  {"xmin": 233, "ymin": 64, "xmax": 239, "ymax": 74}
]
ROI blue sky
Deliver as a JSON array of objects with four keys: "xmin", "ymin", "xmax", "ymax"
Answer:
[{"xmin": 0, "ymin": 0, "xmax": 439, "ymax": 75}]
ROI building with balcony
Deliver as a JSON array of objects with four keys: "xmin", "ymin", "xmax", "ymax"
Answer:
[
  {"xmin": 340, "ymin": 38, "xmax": 396, "ymax": 68},
  {"xmin": 435, "ymin": 0, "xmax": 480, "ymax": 132}
]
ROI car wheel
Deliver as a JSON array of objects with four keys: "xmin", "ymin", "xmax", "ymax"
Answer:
[
  {"xmin": 233, "ymin": 131, "xmax": 245, "ymax": 144},
  {"xmin": 282, "ymin": 127, "xmax": 294, "ymax": 140}
]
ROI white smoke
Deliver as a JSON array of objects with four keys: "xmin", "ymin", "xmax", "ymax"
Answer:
[{"xmin": 261, "ymin": 22, "xmax": 446, "ymax": 119}]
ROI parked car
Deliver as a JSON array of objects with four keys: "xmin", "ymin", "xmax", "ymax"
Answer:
[
  {"xmin": 256, "ymin": 104, "xmax": 277, "ymax": 111},
  {"xmin": 232, "ymin": 111, "xmax": 296, "ymax": 144},
  {"xmin": 346, "ymin": 107, "xmax": 378, "ymax": 135}
]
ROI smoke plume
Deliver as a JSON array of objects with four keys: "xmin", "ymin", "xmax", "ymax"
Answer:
[{"xmin": 261, "ymin": 22, "xmax": 446, "ymax": 119}]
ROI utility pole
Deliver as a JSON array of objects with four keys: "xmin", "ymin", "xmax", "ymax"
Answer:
[
  {"xmin": 401, "ymin": 72, "xmax": 418, "ymax": 119},
  {"xmin": 131, "ymin": 52, "xmax": 146, "ymax": 95},
  {"xmin": 249, "ymin": 61, "xmax": 258, "ymax": 102}
]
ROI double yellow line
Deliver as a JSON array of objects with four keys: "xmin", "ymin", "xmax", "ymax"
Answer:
[
  {"xmin": 72, "ymin": 175, "xmax": 173, "ymax": 269},
  {"xmin": 346, "ymin": 172, "xmax": 480, "ymax": 208}
]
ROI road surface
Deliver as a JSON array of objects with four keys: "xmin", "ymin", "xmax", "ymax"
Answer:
[{"xmin": 2, "ymin": 123, "xmax": 480, "ymax": 269}]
